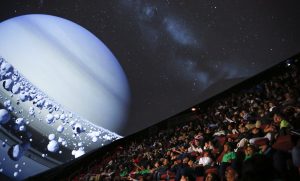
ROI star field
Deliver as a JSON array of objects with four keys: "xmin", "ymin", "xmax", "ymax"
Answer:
[{"xmin": 1, "ymin": 0, "xmax": 300, "ymax": 135}]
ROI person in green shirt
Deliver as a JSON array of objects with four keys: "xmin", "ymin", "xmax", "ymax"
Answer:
[
  {"xmin": 280, "ymin": 119, "xmax": 289, "ymax": 129},
  {"xmin": 136, "ymin": 169, "xmax": 151, "ymax": 175},
  {"xmin": 220, "ymin": 142, "xmax": 237, "ymax": 180},
  {"xmin": 273, "ymin": 113, "xmax": 291, "ymax": 135},
  {"xmin": 120, "ymin": 168, "xmax": 128, "ymax": 177},
  {"xmin": 222, "ymin": 143, "xmax": 237, "ymax": 163}
]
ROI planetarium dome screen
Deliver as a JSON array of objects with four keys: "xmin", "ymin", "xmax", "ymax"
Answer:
[{"xmin": 1, "ymin": 0, "xmax": 300, "ymax": 180}]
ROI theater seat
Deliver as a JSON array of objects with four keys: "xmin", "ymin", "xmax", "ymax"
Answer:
[
  {"xmin": 205, "ymin": 167, "xmax": 218, "ymax": 175},
  {"xmin": 227, "ymin": 134, "xmax": 239, "ymax": 139},
  {"xmin": 160, "ymin": 173, "xmax": 168, "ymax": 180},
  {"xmin": 272, "ymin": 135, "xmax": 294, "ymax": 152},
  {"xmin": 160, "ymin": 171, "xmax": 176, "ymax": 180},
  {"xmin": 254, "ymin": 138, "xmax": 269, "ymax": 146},
  {"xmin": 196, "ymin": 176, "xmax": 204, "ymax": 181}
]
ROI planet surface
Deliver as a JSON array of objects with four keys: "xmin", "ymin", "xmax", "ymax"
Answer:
[
  {"xmin": 0, "ymin": 14, "xmax": 130, "ymax": 180},
  {"xmin": 0, "ymin": 14, "xmax": 130, "ymax": 133}
]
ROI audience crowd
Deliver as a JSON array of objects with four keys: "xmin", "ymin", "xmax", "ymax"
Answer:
[{"xmin": 83, "ymin": 60, "xmax": 300, "ymax": 181}]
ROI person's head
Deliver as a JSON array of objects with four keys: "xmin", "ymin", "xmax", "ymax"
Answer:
[
  {"xmin": 188, "ymin": 160, "xmax": 194, "ymax": 167},
  {"xmin": 171, "ymin": 153, "xmax": 178, "ymax": 160},
  {"xmin": 245, "ymin": 145, "xmax": 255, "ymax": 156},
  {"xmin": 183, "ymin": 156, "xmax": 189, "ymax": 164},
  {"xmin": 263, "ymin": 103, "xmax": 269, "ymax": 110},
  {"xmin": 225, "ymin": 167, "xmax": 238, "ymax": 181},
  {"xmin": 138, "ymin": 176, "xmax": 145, "ymax": 181},
  {"xmin": 204, "ymin": 141, "xmax": 209, "ymax": 147},
  {"xmin": 273, "ymin": 113, "xmax": 283, "ymax": 124},
  {"xmin": 195, "ymin": 139, "xmax": 200, "ymax": 146},
  {"xmin": 258, "ymin": 109, "xmax": 266, "ymax": 118},
  {"xmin": 205, "ymin": 172, "xmax": 220, "ymax": 181},
  {"xmin": 228, "ymin": 137, "xmax": 234, "ymax": 143},
  {"xmin": 251, "ymin": 127, "xmax": 260, "ymax": 135},
  {"xmin": 170, "ymin": 151, "xmax": 175, "ymax": 157},
  {"xmin": 255, "ymin": 120, "xmax": 261, "ymax": 128},
  {"xmin": 224, "ymin": 143, "xmax": 232, "ymax": 152},
  {"xmin": 163, "ymin": 158, "xmax": 169, "ymax": 166},
  {"xmin": 179, "ymin": 145, "xmax": 186, "ymax": 152},
  {"xmin": 203, "ymin": 151, "xmax": 210, "ymax": 157},
  {"xmin": 180, "ymin": 175, "xmax": 189, "ymax": 181},
  {"xmin": 284, "ymin": 92, "xmax": 292, "ymax": 100},
  {"xmin": 140, "ymin": 165, "xmax": 145, "ymax": 170},
  {"xmin": 146, "ymin": 164, "xmax": 151, "ymax": 169},
  {"xmin": 268, "ymin": 101, "xmax": 275, "ymax": 108},
  {"xmin": 205, "ymin": 128, "xmax": 210, "ymax": 134},
  {"xmin": 240, "ymin": 110, "xmax": 247, "ymax": 118},
  {"xmin": 166, "ymin": 150, "xmax": 171, "ymax": 156},
  {"xmin": 176, "ymin": 157, "xmax": 182, "ymax": 164},
  {"xmin": 239, "ymin": 126, "xmax": 247, "ymax": 133},
  {"xmin": 154, "ymin": 161, "xmax": 160, "ymax": 168}
]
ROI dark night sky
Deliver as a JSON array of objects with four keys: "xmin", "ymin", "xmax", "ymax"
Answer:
[{"xmin": 1, "ymin": 0, "xmax": 300, "ymax": 136}]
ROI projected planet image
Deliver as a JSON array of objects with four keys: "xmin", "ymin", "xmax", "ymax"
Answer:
[{"xmin": 0, "ymin": 14, "xmax": 130, "ymax": 180}]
